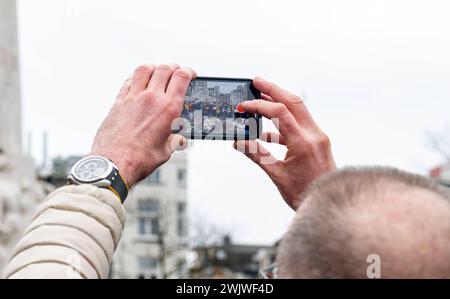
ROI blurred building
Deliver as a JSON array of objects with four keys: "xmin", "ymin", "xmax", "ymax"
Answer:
[
  {"xmin": 111, "ymin": 153, "xmax": 189, "ymax": 279},
  {"xmin": 43, "ymin": 155, "xmax": 83, "ymax": 186},
  {"xmin": 230, "ymin": 85, "xmax": 246, "ymax": 106},
  {"xmin": 189, "ymin": 236, "xmax": 278, "ymax": 279},
  {"xmin": 192, "ymin": 80, "xmax": 208, "ymax": 96},
  {"xmin": 0, "ymin": 0, "xmax": 48, "ymax": 272},
  {"xmin": 430, "ymin": 163, "xmax": 450, "ymax": 187}
]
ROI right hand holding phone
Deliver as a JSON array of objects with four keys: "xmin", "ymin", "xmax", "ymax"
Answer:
[{"xmin": 234, "ymin": 77, "xmax": 336, "ymax": 211}]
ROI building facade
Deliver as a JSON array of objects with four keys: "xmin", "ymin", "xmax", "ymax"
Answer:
[
  {"xmin": 111, "ymin": 153, "xmax": 189, "ymax": 279},
  {"xmin": 190, "ymin": 237, "xmax": 278, "ymax": 279}
]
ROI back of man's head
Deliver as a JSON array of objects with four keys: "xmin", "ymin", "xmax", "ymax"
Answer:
[{"xmin": 277, "ymin": 167, "xmax": 450, "ymax": 278}]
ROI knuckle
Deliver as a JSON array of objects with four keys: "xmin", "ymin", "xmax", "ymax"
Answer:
[
  {"xmin": 166, "ymin": 102, "xmax": 180, "ymax": 115},
  {"xmin": 275, "ymin": 103, "xmax": 289, "ymax": 116},
  {"xmin": 134, "ymin": 64, "xmax": 153, "ymax": 74},
  {"xmin": 157, "ymin": 64, "xmax": 175, "ymax": 72},
  {"xmin": 315, "ymin": 133, "xmax": 331, "ymax": 150},
  {"xmin": 291, "ymin": 95, "xmax": 304, "ymax": 104},
  {"xmin": 141, "ymin": 90, "xmax": 158, "ymax": 100},
  {"xmin": 173, "ymin": 68, "xmax": 192, "ymax": 80}
]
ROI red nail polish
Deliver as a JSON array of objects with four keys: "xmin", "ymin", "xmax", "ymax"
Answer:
[{"xmin": 236, "ymin": 104, "xmax": 245, "ymax": 113}]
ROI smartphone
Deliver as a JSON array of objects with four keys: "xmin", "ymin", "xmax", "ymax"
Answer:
[{"xmin": 173, "ymin": 77, "xmax": 262, "ymax": 140}]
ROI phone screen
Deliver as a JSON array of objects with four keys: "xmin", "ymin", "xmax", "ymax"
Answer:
[{"xmin": 174, "ymin": 77, "xmax": 262, "ymax": 140}]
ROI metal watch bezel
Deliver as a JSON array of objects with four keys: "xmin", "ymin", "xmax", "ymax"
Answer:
[{"xmin": 68, "ymin": 156, "xmax": 117, "ymax": 187}]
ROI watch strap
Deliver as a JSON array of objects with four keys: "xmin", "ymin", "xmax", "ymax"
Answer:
[{"xmin": 105, "ymin": 167, "xmax": 128, "ymax": 203}]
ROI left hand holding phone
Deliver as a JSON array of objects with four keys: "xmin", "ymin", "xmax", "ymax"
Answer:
[{"xmin": 90, "ymin": 64, "xmax": 197, "ymax": 187}]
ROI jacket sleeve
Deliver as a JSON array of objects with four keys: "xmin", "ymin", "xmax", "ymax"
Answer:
[{"xmin": 2, "ymin": 184, "xmax": 126, "ymax": 279}]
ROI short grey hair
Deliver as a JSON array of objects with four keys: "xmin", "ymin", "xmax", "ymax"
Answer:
[{"xmin": 277, "ymin": 166, "xmax": 450, "ymax": 278}]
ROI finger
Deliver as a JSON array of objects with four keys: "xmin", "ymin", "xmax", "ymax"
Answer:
[
  {"xmin": 253, "ymin": 77, "xmax": 317, "ymax": 127},
  {"xmin": 260, "ymin": 131, "xmax": 286, "ymax": 145},
  {"xmin": 239, "ymin": 100, "xmax": 300, "ymax": 144},
  {"xmin": 116, "ymin": 75, "xmax": 132, "ymax": 99},
  {"xmin": 148, "ymin": 63, "xmax": 180, "ymax": 94},
  {"xmin": 167, "ymin": 134, "xmax": 188, "ymax": 152},
  {"xmin": 233, "ymin": 140, "xmax": 281, "ymax": 176},
  {"xmin": 129, "ymin": 64, "xmax": 156, "ymax": 95},
  {"xmin": 260, "ymin": 93, "xmax": 275, "ymax": 102},
  {"xmin": 166, "ymin": 67, "xmax": 197, "ymax": 106}
]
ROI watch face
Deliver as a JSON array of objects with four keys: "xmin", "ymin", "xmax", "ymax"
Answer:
[{"xmin": 74, "ymin": 157, "xmax": 110, "ymax": 182}]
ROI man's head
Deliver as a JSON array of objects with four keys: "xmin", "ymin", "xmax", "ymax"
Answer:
[{"xmin": 277, "ymin": 167, "xmax": 450, "ymax": 278}]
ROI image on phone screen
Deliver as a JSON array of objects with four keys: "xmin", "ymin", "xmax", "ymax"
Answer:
[{"xmin": 174, "ymin": 77, "xmax": 262, "ymax": 140}]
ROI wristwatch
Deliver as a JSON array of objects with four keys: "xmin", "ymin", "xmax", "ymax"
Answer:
[{"xmin": 68, "ymin": 156, "xmax": 129, "ymax": 203}]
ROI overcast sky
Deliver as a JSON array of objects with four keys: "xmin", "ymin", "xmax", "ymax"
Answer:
[{"xmin": 17, "ymin": 0, "xmax": 450, "ymax": 244}]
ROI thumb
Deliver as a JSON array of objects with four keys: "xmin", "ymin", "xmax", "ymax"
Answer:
[{"xmin": 167, "ymin": 134, "xmax": 188, "ymax": 153}]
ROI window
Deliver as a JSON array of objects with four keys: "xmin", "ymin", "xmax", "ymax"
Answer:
[
  {"xmin": 138, "ymin": 200, "xmax": 160, "ymax": 213},
  {"xmin": 145, "ymin": 169, "xmax": 161, "ymax": 184},
  {"xmin": 177, "ymin": 218, "xmax": 187, "ymax": 237},
  {"xmin": 138, "ymin": 200, "xmax": 160, "ymax": 237},
  {"xmin": 138, "ymin": 257, "xmax": 158, "ymax": 270},
  {"xmin": 177, "ymin": 202, "xmax": 187, "ymax": 237},
  {"xmin": 138, "ymin": 217, "xmax": 160, "ymax": 236},
  {"xmin": 177, "ymin": 169, "xmax": 186, "ymax": 186},
  {"xmin": 177, "ymin": 202, "xmax": 186, "ymax": 214}
]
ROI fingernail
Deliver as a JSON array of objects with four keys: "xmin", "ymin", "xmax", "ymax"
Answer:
[{"xmin": 236, "ymin": 104, "xmax": 245, "ymax": 113}]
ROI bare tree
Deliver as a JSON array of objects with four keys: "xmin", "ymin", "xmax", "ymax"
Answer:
[
  {"xmin": 153, "ymin": 205, "xmax": 237, "ymax": 279},
  {"xmin": 155, "ymin": 201, "xmax": 189, "ymax": 278},
  {"xmin": 189, "ymin": 211, "xmax": 234, "ymax": 247},
  {"xmin": 155, "ymin": 202, "xmax": 174, "ymax": 278}
]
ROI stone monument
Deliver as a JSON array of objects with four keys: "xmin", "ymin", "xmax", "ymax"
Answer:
[{"xmin": 0, "ymin": 0, "xmax": 48, "ymax": 272}]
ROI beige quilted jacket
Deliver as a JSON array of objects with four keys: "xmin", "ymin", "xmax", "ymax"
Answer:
[{"xmin": 2, "ymin": 184, "xmax": 125, "ymax": 279}]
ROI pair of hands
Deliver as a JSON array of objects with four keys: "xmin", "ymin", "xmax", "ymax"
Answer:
[{"xmin": 90, "ymin": 64, "xmax": 335, "ymax": 210}]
